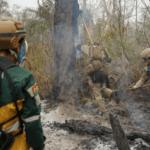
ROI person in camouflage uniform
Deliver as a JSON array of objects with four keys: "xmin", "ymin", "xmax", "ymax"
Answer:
[
  {"xmin": 0, "ymin": 18, "xmax": 45, "ymax": 150},
  {"xmin": 84, "ymin": 43, "xmax": 120, "ymax": 103},
  {"xmin": 132, "ymin": 48, "xmax": 150, "ymax": 89},
  {"xmin": 85, "ymin": 60, "xmax": 110, "ymax": 88},
  {"xmin": 85, "ymin": 59, "xmax": 120, "ymax": 103}
]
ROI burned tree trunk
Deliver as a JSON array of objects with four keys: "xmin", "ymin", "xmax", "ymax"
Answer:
[
  {"xmin": 109, "ymin": 113, "xmax": 130, "ymax": 150},
  {"xmin": 53, "ymin": 0, "xmax": 80, "ymax": 102}
]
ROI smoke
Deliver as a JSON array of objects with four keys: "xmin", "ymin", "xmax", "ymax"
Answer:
[
  {"xmin": 125, "ymin": 96, "xmax": 149, "ymax": 130},
  {"xmin": 74, "ymin": 1, "xmax": 93, "ymax": 45},
  {"xmin": 81, "ymin": 8, "xmax": 93, "ymax": 23},
  {"xmin": 113, "ymin": 60, "xmax": 150, "ymax": 131},
  {"xmin": 128, "ymin": 96, "xmax": 150, "ymax": 130},
  {"xmin": 52, "ymin": 0, "xmax": 82, "ymax": 103}
]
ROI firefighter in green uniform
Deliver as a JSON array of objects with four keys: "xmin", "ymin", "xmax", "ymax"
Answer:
[
  {"xmin": 0, "ymin": 18, "xmax": 45, "ymax": 150},
  {"xmin": 132, "ymin": 48, "xmax": 150, "ymax": 89}
]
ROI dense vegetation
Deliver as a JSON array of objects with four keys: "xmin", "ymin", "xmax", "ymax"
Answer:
[{"xmin": 1, "ymin": 0, "xmax": 150, "ymax": 98}]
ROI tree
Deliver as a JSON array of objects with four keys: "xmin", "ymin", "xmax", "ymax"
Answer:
[
  {"xmin": 20, "ymin": 0, "xmax": 54, "ymax": 43},
  {"xmin": 12, "ymin": 5, "xmax": 22, "ymax": 22},
  {"xmin": 0, "ymin": 0, "xmax": 12, "ymax": 18},
  {"xmin": 52, "ymin": 0, "xmax": 80, "ymax": 103}
]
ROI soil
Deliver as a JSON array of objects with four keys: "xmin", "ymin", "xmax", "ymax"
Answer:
[{"xmin": 41, "ymin": 81, "xmax": 150, "ymax": 150}]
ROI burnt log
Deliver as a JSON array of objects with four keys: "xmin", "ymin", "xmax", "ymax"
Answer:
[
  {"xmin": 126, "ymin": 131, "xmax": 150, "ymax": 143},
  {"xmin": 109, "ymin": 113, "xmax": 130, "ymax": 150},
  {"xmin": 54, "ymin": 119, "xmax": 112, "ymax": 136},
  {"xmin": 53, "ymin": 119, "xmax": 150, "ymax": 144}
]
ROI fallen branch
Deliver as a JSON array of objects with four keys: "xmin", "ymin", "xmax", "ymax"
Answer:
[
  {"xmin": 54, "ymin": 119, "xmax": 112, "ymax": 136},
  {"xmin": 126, "ymin": 131, "xmax": 150, "ymax": 143}
]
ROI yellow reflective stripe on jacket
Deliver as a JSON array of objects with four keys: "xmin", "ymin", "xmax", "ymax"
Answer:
[
  {"xmin": 22, "ymin": 115, "xmax": 40, "ymax": 123},
  {"xmin": 0, "ymin": 99, "xmax": 24, "ymax": 135},
  {"xmin": 3, "ymin": 121, "xmax": 20, "ymax": 132},
  {"xmin": 1, "ymin": 117, "xmax": 22, "ymax": 136},
  {"xmin": 1, "ymin": 117, "xmax": 19, "ymax": 131},
  {"xmin": 8, "ymin": 127, "xmax": 22, "ymax": 136},
  {"xmin": 0, "ymin": 99, "xmax": 24, "ymax": 125}
]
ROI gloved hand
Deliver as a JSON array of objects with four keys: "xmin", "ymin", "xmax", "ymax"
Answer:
[
  {"xmin": 131, "ymin": 79, "xmax": 143, "ymax": 90},
  {"xmin": 132, "ymin": 85, "xmax": 138, "ymax": 90}
]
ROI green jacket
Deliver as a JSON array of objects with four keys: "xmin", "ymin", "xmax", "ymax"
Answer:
[{"xmin": 0, "ymin": 56, "xmax": 45, "ymax": 150}]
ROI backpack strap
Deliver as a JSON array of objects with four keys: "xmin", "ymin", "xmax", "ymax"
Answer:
[
  {"xmin": 0, "ymin": 60, "xmax": 17, "ymax": 70},
  {"xmin": 0, "ymin": 60, "xmax": 16, "ymax": 94},
  {"xmin": 0, "ymin": 60, "xmax": 23, "ymax": 135},
  {"xmin": 0, "ymin": 71, "xmax": 2, "ymax": 94},
  {"xmin": 0, "ymin": 61, "xmax": 17, "ymax": 92}
]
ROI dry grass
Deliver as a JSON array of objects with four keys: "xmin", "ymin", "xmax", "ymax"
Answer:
[{"xmin": 24, "ymin": 41, "xmax": 54, "ymax": 99}]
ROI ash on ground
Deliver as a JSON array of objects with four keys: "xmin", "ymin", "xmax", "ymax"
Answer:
[{"xmin": 41, "ymin": 86, "xmax": 150, "ymax": 150}]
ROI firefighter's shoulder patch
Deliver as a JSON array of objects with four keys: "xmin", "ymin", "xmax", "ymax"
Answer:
[
  {"xmin": 32, "ymin": 84, "xmax": 39, "ymax": 95},
  {"xmin": 27, "ymin": 83, "xmax": 41, "ymax": 106},
  {"xmin": 27, "ymin": 83, "xmax": 39, "ymax": 97}
]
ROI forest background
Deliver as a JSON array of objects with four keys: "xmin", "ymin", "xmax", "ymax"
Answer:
[{"xmin": 0, "ymin": 0, "xmax": 150, "ymax": 99}]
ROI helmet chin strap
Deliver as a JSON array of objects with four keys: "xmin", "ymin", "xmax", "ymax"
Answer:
[
  {"xmin": 10, "ymin": 49, "xmax": 17, "ymax": 58},
  {"xmin": 9, "ymin": 49, "xmax": 19, "ymax": 64},
  {"xmin": 19, "ymin": 58, "xmax": 31, "ymax": 71},
  {"xmin": 9, "ymin": 41, "xmax": 31, "ymax": 70},
  {"xmin": 10, "ymin": 48, "xmax": 22, "ymax": 63}
]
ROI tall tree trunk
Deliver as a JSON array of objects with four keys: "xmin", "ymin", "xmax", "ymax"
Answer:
[
  {"xmin": 113, "ymin": 0, "xmax": 116, "ymax": 16},
  {"xmin": 103, "ymin": 0, "xmax": 109, "ymax": 18},
  {"xmin": 112, "ymin": 0, "xmax": 116, "ymax": 26},
  {"xmin": 83, "ymin": 0, "xmax": 86, "ymax": 9},
  {"xmin": 82, "ymin": 0, "xmax": 89, "ymax": 44},
  {"xmin": 53, "ymin": 0, "xmax": 80, "ymax": 103},
  {"xmin": 99, "ymin": 21, "xmax": 101, "ymax": 45},
  {"xmin": 136, "ymin": 0, "xmax": 138, "ymax": 41},
  {"xmin": 103, "ymin": 0, "xmax": 110, "ymax": 24},
  {"xmin": 123, "ymin": 0, "xmax": 125, "ymax": 39}
]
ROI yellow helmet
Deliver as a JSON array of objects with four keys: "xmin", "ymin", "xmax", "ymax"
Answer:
[{"xmin": 0, "ymin": 18, "xmax": 26, "ymax": 50}]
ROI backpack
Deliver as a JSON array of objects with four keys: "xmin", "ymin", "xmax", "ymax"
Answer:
[{"xmin": 0, "ymin": 60, "xmax": 23, "ymax": 149}]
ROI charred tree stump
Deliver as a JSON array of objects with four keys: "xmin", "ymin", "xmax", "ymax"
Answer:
[{"xmin": 109, "ymin": 113, "xmax": 130, "ymax": 150}]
